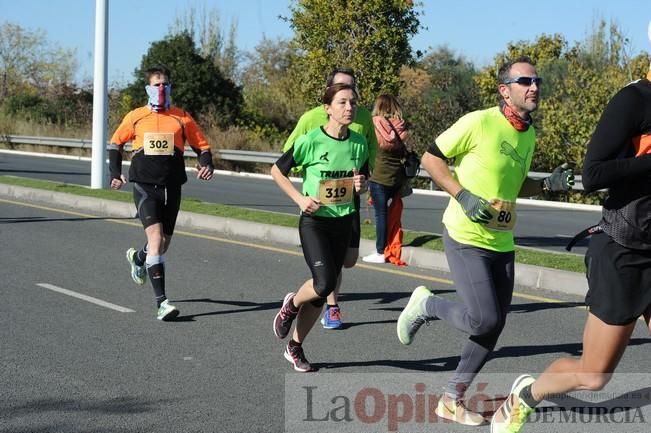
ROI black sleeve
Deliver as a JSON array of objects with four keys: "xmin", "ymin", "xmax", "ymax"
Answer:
[
  {"xmin": 582, "ymin": 85, "xmax": 651, "ymax": 192},
  {"xmin": 108, "ymin": 148, "xmax": 123, "ymax": 180},
  {"xmin": 426, "ymin": 141, "xmax": 448, "ymax": 160},
  {"xmin": 360, "ymin": 159, "xmax": 369, "ymax": 178},
  {"xmin": 275, "ymin": 145, "xmax": 297, "ymax": 176}
]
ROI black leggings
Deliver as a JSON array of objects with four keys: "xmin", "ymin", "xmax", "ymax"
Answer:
[
  {"xmin": 299, "ymin": 213, "xmax": 353, "ymax": 297},
  {"xmin": 425, "ymin": 230, "xmax": 515, "ymax": 399}
]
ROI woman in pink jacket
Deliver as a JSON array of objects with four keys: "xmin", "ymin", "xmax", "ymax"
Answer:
[{"xmin": 362, "ymin": 94, "xmax": 410, "ymax": 263}]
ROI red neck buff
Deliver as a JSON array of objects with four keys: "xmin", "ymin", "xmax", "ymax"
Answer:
[
  {"xmin": 500, "ymin": 103, "xmax": 531, "ymax": 132},
  {"xmin": 158, "ymin": 84, "xmax": 166, "ymax": 108}
]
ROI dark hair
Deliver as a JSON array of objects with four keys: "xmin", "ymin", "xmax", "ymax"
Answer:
[
  {"xmin": 497, "ymin": 56, "xmax": 534, "ymax": 84},
  {"xmin": 325, "ymin": 67, "xmax": 356, "ymax": 87},
  {"xmin": 322, "ymin": 83, "xmax": 357, "ymax": 105},
  {"xmin": 145, "ymin": 64, "xmax": 171, "ymax": 82}
]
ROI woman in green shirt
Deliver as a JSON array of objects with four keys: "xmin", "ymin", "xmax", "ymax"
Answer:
[{"xmin": 271, "ymin": 83, "xmax": 369, "ymax": 372}]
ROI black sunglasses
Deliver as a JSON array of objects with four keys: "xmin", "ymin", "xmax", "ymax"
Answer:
[{"xmin": 502, "ymin": 76, "xmax": 543, "ymax": 86}]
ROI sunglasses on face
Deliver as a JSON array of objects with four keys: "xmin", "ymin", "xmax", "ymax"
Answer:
[{"xmin": 502, "ymin": 76, "xmax": 543, "ymax": 86}]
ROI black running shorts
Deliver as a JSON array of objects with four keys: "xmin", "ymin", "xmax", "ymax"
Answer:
[
  {"xmin": 133, "ymin": 182, "xmax": 182, "ymax": 235},
  {"xmin": 299, "ymin": 213, "xmax": 353, "ymax": 297},
  {"xmin": 585, "ymin": 232, "xmax": 651, "ymax": 325}
]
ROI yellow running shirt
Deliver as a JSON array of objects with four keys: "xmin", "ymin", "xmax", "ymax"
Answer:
[{"xmin": 436, "ymin": 106, "xmax": 536, "ymax": 252}]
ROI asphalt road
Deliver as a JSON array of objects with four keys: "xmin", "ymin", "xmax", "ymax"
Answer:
[
  {"xmin": 1, "ymin": 199, "xmax": 649, "ymax": 433},
  {"xmin": 0, "ymin": 151, "xmax": 601, "ymax": 255}
]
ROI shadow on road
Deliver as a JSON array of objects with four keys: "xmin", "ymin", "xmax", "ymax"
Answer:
[
  {"xmin": 2, "ymin": 396, "xmax": 170, "ymax": 418},
  {"xmin": 515, "ymin": 235, "xmax": 589, "ymax": 249},
  {"xmin": 510, "ymin": 301, "xmax": 584, "ymax": 314},
  {"xmin": 404, "ymin": 234, "xmax": 441, "ymax": 247},
  {"xmin": 316, "ymin": 339, "xmax": 651, "ymax": 372},
  {"xmin": 171, "ymin": 298, "xmax": 279, "ymax": 321},
  {"xmin": 0, "ymin": 168, "xmax": 90, "ymax": 176},
  {"xmin": 0, "ymin": 216, "xmax": 136, "ymax": 224},
  {"xmin": 170, "ymin": 291, "xmax": 581, "ymax": 323},
  {"xmin": 1, "ymin": 396, "xmax": 169, "ymax": 433}
]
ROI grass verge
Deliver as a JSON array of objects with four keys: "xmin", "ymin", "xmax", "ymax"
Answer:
[{"xmin": 0, "ymin": 175, "xmax": 585, "ymax": 273}]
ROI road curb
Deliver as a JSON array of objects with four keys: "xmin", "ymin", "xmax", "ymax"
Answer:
[{"xmin": 0, "ymin": 183, "xmax": 588, "ymax": 297}]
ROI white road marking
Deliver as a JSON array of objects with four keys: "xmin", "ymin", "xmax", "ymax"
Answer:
[{"xmin": 36, "ymin": 283, "xmax": 135, "ymax": 313}]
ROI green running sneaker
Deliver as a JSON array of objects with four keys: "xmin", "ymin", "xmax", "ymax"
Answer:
[
  {"xmin": 157, "ymin": 299, "xmax": 179, "ymax": 321},
  {"xmin": 490, "ymin": 374, "xmax": 536, "ymax": 433},
  {"xmin": 397, "ymin": 285, "xmax": 434, "ymax": 345},
  {"xmin": 126, "ymin": 248, "xmax": 147, "ymax": 285}
]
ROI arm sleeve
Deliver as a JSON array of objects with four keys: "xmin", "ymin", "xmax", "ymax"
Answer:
[
  {"xmin": 275, "ymin": 146, "xmax": 297, "ymax": 176},
  {"xmin": 582, "ymin": 86, "xmax": 651, "ymax": 192},
  {"xmin": 107, "ymin": 112, "xmax": 134, "ymax": 180},
  {"xmin": 277, "ymin": 133, "xmax": 312, "ymax": 175},
  {"xmin": 359, "ymin": 159, "xmax": 370, "ymax": 178},
  {"xmin": 426, "ymin": 141, "xmax": 448, "ymax": 160},
  {"xmin": 108, "ymin": 148, "xmax": 122, "ymax": 179}
]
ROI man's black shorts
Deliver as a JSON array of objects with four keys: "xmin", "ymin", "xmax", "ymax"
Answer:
[
  {"xmin": 585, "ymin": 232, "xmax": 651, "ymax": 325},
  {"xmin": 133, "ymin": 182, "xmax": 182, "ymax": 235}
]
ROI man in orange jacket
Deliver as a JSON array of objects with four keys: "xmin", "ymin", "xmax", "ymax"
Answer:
[{"xmin": 109, "ymin": 64, "xmax": 215, "ymax": 321}]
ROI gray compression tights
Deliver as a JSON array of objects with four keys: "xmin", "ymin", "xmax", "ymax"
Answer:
[{"xmin": 425, "ymin": 230, "xmax": 515, "ymax": 400}]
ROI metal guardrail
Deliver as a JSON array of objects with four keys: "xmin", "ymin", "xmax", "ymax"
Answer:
[
  {"xmin": 2, "ymin": 134, "xmax": 584, "ymax": 189},
  {"xmin": 2, "ymin": 134, "xmax": 279, "ymax": 163},
  {"xmin": 218, "ymin": 149, "xmax": 280, "ymax": 164},
  {"xmin": 3, "ymin": 135, "xmax": 94, "ymax": 149}
]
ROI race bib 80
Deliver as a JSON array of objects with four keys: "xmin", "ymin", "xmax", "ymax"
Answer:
[
  {"xmin": 143, "ymin": 132, "xmax": 174, "ymax": 156},
  {"xmin": 485, "ymin": 199, "xmax": 517, "ymax": 231}
]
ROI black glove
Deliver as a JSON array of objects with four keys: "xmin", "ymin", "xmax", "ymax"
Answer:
[
  {"xmin": 543, "ymin": 163, "xmax": 575, "ymax": 192},
  {"xmin": 455, "ymin": 189, "xmax": 493, "ymax": 224},
  {"xmin": 198, "ymin": 150, "xmax": 215, "ymax": 172}
]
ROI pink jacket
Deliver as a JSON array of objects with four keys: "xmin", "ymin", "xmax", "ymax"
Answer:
[{"xmin": 373, "ymin": 116, "xmax": 409, "ymax": 152}]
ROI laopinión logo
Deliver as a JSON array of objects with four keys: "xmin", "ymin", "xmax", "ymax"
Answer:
[{"xmin": 284, "ymin": 373, "xmax": 650, "ymax": 433}]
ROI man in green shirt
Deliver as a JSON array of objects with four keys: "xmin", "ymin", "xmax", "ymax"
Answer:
[
  {"xmin": 283, "ymin": 67, "xmax": 378, "ymax": 330},
  {"xmin": 396, "ymin": 56, "xmax": 574, "ymax": 425}
]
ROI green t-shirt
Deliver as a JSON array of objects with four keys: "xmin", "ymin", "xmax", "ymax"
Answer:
[
  {"xmin": 436, "ymin": 106, "xmax": 536, "ymax": 252},
  {"xmin": 284, "ymin": 105, "xmax": 377, "ymax": 171},
  {"xmin": 291, "ymin": 127, "xmax": 369, "ymax": 218}
]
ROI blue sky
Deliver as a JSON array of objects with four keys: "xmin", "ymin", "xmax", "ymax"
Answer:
[{"xmin": 3, "ymin": 0, "xmax": 650, "ymax": 85}]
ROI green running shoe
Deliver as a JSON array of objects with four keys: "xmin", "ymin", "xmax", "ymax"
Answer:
[
  {"xmin": 126, "ymin": 248, "xmax": 147, "ymax": 285},
  {"xmin": 397, "ymin": 285, "xmax": 434, "ymax": 345},
  {"xmin": 490, "ymin": 374, "xmax": 536, "ymax": 433},
  {"xmin": 157, "ymin": 299, "xmax": 179, "ymax": 321}
]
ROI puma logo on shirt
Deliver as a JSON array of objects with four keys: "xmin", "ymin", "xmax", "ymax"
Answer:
[{"xmin": 500, "ymin": 141, "xmax": 530, "ymax": 176}]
